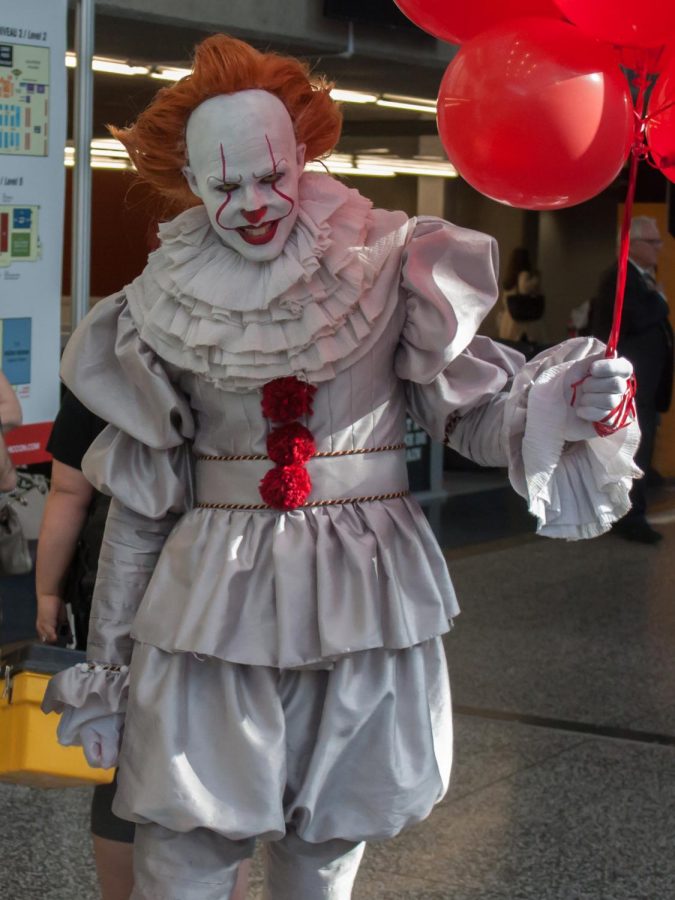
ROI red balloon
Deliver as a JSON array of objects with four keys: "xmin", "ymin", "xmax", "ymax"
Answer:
[
  {"xmin": 554, "ymin": 0, "xmax": 675, "ymax": 49},
  {"xmin": 437, "ymin": 18, "xmax": 635, "ymax": 209},
  {"xmin": 394, "ymin": 0, "xmax": 563, "ymax": 44},
  {"xmin": 646, "ymin": 51, "xmax": 675, "ymax": 181}
]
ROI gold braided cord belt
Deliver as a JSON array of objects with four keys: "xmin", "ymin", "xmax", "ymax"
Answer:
[{"xmin": 194, "ymin": 444, "xmax": 410, "ymax": 510}]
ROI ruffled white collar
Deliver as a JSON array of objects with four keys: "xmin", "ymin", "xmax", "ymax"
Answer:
[
  {"xmin": 125, "ymin": 172, "xmax": 410, "ymax": 390},
  {"xmin": 151, "ymin": 172, "xmax": 373, "ymax": 314}
]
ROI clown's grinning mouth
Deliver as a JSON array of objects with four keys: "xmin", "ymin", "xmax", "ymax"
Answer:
[{"xmin": 236, "ymin": 220, "xmax": 280, "ymax": 244}]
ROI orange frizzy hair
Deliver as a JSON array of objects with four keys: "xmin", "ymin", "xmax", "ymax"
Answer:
[{"xmin": 109, "ymin": 34, "xmax": 343, "ymax": 210}]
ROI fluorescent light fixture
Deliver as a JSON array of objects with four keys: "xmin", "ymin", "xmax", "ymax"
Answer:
[
  {"xmin": 65, "ymin": 141, "xmax": 133, "ymax": 170},
  {"xmin": 93, "ymin": 58, "xmax": 150, "ymax": 76},
  {"xmin": 91, "ymin": 138, "xmax": 127, "ymax": 152},
  {"xmin": 382, "ymin": 93, "xmax": 437, "ymax": 107},
  {"xmin": 376, "ymin": 99, "xmax": 437, "ymax": 114},
  {"xmin": 64, "ymin": 141, "xmax": 453, "ymax": 178},
  {"xmin": 329, "ymin": 88, "xmax": 378, "ymax": 104},
  {"xmin": 65, "ymin": 52, "xmax": 149, "ymax": 76},
  {"xmin": 64, "ymin": 154, "xmax": 130, "ymax": 170},
  {"xmin": 305, "ymin": 156, "xmax": 395, "ymax": 177},
  {"xmin": 62, "ymin": 52, "xmax": 440, "ymax": 127},
  {"xmin": 356, "ymin": 154, "xmax": 456, "ymax": 177},
  {"xmin": 150, "ymin": 66, "xmax": 192, "ymax": 82}
]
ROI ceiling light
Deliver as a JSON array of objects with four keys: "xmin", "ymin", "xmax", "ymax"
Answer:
[
  {"xmin": 329, "ymin": 89, "xmax": 378, "ymax": 104},
  {"xmin": 305, "ymin": 156, "xmax": 395, "ymax": 177},
  {"xmin": 375, "ymin": 99, "xmax": 437, "ymax": 114},
  {"xmin": 357, "ymin": 155, "xmax": 456, "ymax": 177},
  {"xmin": 65, "ymin": 52, "xmax": 149, "ymax": 76},
  {"xmin": 150, "ymin": 66, "xmax": 192, "ymax": 82},
  {"xmin": 64, "ymin": 153, "xmax": 131, "ymax": 170},
  {"xmin": 93, "ymin": 58, "xmax": 150, "ymax": 76},
  {"xmin": 63, "ymin": 141, "xmax": 453, "ymax": 179},
  {"xmin": 382, "ymin": 94, "xmax": 437, "ymax": 107}
]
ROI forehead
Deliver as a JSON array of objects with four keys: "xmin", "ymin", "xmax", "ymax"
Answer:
[{"xmin": 186, "ymin": 91, "xmax": 296, "ymax": 171}]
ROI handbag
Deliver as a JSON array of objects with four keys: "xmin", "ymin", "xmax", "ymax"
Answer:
[
  {"xmin": 0, "ymin": 498, "xmax": 32, "ymax": 575},
  {"xmin": 506, "ymin": 292, "xmax": 545, "ymax": 323}
]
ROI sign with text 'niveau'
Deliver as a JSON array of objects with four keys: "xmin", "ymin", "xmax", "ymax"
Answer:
[{"xmin": 0, "ymin": 0, "xmax": 67, "ymax": 462}]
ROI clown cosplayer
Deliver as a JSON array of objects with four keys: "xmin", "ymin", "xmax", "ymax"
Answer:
[{"xmin": 44, "ymin": 35, "xmax": 639, "ymax": 900}]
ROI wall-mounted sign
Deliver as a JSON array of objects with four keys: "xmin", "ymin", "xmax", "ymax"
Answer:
[{"xmin": 0, "ymin": 0, "xmax": 67, "ymax": 463}]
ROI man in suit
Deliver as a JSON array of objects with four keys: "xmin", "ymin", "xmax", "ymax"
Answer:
[{"xmin": 591, "ymin": 216, "xmax": 674, "ymax": 544}]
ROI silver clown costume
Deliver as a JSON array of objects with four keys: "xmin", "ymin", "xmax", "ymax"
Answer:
[{"xmin": 44, "ymin": 173, "xmax": 639, "ymax": 898}]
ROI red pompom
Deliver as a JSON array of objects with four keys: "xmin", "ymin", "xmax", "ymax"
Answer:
[
  {"xmin": 261, "ymin": 377, "xmax": 316, "ymax": 423},
  {"xmin": 259, "ymin": 464, "xmax": 312, "ymax": 510},
  {"xmin": 267, "ymin": 423, "xmax": 316, "ymax": 465}
]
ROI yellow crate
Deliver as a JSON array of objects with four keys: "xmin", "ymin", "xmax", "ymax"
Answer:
[{"xmin": 0, "ymin": 663, "xmax": 114, "ymax": 788}]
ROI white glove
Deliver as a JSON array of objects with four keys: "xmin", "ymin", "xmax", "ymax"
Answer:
[
  {"xmin": 563, "ymin": 355, "xmax": 634, "ymax": 442},
  {"xmin": 80, "ymin": 713, "xmax": 124, "ymax": 769}
]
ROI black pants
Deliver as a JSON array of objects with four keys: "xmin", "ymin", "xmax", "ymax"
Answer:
[
  {"xmin": 626, "ymin": 403, "xmax": 658, "ymax": 519},
  {"xmin": 91, "ymin": 770, "xmax": 135, "ymax": 843}
]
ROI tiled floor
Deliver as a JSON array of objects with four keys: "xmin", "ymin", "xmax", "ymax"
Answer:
[{"xmin": 2, "ymin": 477, "xmax": 674, "ymax": 899}]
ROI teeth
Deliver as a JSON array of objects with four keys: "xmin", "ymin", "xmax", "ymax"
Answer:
[{"xmin": 243, "ymin": 223, "xmax": 272, "ymax": 235}]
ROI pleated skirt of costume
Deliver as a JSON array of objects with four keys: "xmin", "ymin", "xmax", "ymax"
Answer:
[{"xmin": 113, "ymin": 637, "xmax": 452, "ymax": 844}]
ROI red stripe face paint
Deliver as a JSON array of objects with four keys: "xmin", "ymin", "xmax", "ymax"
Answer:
[
  {"xmin": 215, "ymin": 143, "xmax": 232, "ymax": 230},
  {"xmin": 265, "ymin": 134, "xmax": 295, "ymax": 220}
]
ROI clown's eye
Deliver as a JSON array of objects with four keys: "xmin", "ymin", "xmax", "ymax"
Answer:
[
  {"xmin": 215, "ymin": 182, "xmax": 240, "ymax": 194},
  {"xmin": 259, "ymin": 172, "xmax": 283, "ymax": 185}
]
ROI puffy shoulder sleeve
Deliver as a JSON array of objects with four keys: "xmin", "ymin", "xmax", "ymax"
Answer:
[
  {"xmin": 61, "ymin": 293, "xmax": 195, "ymax": 517},
  {"xmin": 395, "ymin": 217, "xmax": 524, "ymax": 442},
  {"xmin": 396, "ymin": 217, "xmax": 502, "ymax": 385}
]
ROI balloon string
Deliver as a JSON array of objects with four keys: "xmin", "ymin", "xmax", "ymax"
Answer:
[
  {"xmin": 606, "ymin": 143, "xmax": 640, "ymax": 357},
  {"xmin": 606, "ymin": 61, "xmax": 650, "ymax": 359},
  {"xmin": 646, "ymin": 98, "xmax": 675, "ymax": 120},
  {"xmin": 576, "ymin": 59, "xmax": 647, "ymax": 438}
]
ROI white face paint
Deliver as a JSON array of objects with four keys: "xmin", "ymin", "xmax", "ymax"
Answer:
[{"xmin": 184, "ymin": 91, "xmax": 305, "ymax": 262}]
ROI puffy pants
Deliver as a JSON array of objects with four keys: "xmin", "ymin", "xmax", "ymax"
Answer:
[{"xmin": 131, "ymin": 822, "xmax": 366, "ymax": 899}]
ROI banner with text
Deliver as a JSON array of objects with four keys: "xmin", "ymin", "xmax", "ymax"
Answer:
[{"xmin": 0, "ymin": 0, "xmax": 67, "ymax": 463}]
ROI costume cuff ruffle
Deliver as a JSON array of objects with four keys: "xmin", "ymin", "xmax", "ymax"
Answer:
[
  {"xmin": 42, "ymin": 663, "xmax": 130, "ymax": 746},
  {"xmin": 503, "ymin": 337, "xmax": 641, "ymax": 540}
]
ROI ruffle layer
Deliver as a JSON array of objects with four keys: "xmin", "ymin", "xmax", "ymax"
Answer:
[
  {"xmin": 42, "ymin": 664, "xmax": 130, "ymax": 746},
  {"xmin": 130, "ymin": 496, "xmax": 459, "ymax": 669},
  {"xmin": 504, "ymin": 337, "xmax": 642, "ymax": 539},
  {"xmin": 125, "ymin": 172, "xmax": 410, "ymax": 390},
  {"xmin": 114, "ymin": 639, "xmax": 451, "ymax": 842}
]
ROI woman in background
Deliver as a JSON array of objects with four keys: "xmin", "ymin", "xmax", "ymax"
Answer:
[
  {"xmin": 0, "ymin": 369, "xmax": 22, "ymax": 433},
  {"xmin": 497, "ymin": 246, "xmax": 548, "ymax": 345},
  {"xmin": 0, "ymin": 370, "xmax": 21, "ymax": 492}
]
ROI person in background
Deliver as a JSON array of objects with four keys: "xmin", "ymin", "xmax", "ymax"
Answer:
[
  {"xmin": 590, "ymin": 215, "xmax": 674, "ymax": 544},
  {"xmin": 497, "ymin": 246, "xmax": 547, "ymax": 346},
  {"xmin": 0, "ymin": 431, "xmax": 17, "ymax": 493},
  {"xmin": 36, "ymin": 389, "xmax": 134, "ymax": 900},
  {"xmin": 0, "ymin": 370, "xmax": 22, "ymax": 492},
  {"xmin": 0, "ymin": 369, "xmax": 22, "ymax": 433},
  {"xmin": 35, "ymin": 389, "xmax": 251, "ymax": 900}
]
